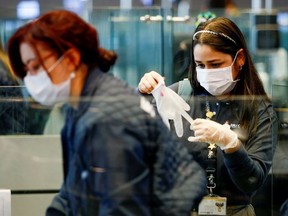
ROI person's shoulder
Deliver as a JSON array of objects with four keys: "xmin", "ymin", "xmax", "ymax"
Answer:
[
  {"xmin": 79, "ymin": 95, "xmax": 161, "ymax": 143},
  {"xmin": 255, "ymin": 98, "xmax": 278, "ymax": 121},
  {"xmin": 88, "ymin": 87, "xmax": 156, "ymax": 123},
  {"xmin": 168, "ymin": 82, "xmax": 179, "ymax": 92},
  {"xmin": 85, "ymin": 70, "xmax": 159, "ymax": 123}
]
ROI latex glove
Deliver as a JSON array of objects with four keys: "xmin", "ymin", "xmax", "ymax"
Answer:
[
  {"xmin": 188, "ymin": 118, "xmax": 238, "ymax": 150},
  {"xmin": 138, "ymin": 71, "xmax": 164, "ymax": 94},
  {"xmin": 152, "ymin": 79, "xmax": 193, "ymax": 137}
]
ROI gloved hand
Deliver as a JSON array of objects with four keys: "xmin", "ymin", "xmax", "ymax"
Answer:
[
  {"xmin": 188, "ymin": 118, "xmax": 239, "ymax": 150},
  {"xmin": 138, "ymin": 71, "xmax": 164, "ymax": 94},
  {"xmin": 152, "ymin": 79, "xmax": 193, "ymax": 137}
]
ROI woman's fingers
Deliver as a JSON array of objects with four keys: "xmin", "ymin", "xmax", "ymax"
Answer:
[{"xmin": 138, "ymin": 71, "xmax": 164, "ymax": 94}]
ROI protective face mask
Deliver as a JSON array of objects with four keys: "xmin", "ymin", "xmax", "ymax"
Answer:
[
  {"xmin": 196, "ymin": 53, "xmax": 239, "ymax": 96},
  {"xmin": 24, "ymin": 56, "xmax": 75, "ymax": 106}
]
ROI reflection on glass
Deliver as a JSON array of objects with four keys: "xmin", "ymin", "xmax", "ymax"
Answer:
[{"xmin": 0, "ymin": 92, "xmax": 285, "ymax": 215}]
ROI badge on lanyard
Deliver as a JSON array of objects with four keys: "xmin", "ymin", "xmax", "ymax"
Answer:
[{"xmin": 198, "ymin": 195, "xmax": 227, "ymax": 215}]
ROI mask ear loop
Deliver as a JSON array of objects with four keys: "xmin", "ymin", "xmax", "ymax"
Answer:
[
  {"xmin": 232, "ymin": 50, "xmax": 240, "ymax": 65},
  {"xmin": 47, "ymin": 55, "xmax": 76, "ymax": 80},
  {"xmin": 64, "ymin": 48, "xmax": 81, "ymax": 80},
  {"xmin": 47, "ymin": 55, "xmax": 65, "ymax": 73},
  {"xmin": 232, "ymin": 50, "xmax": 243, "ymax": 82}
]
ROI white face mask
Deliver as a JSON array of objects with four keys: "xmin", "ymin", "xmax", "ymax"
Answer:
[
  {"xmin": 24, "ymin": 56, "xmax": 75, "ymax": 106},
  {"xmin": 196, "ymin": 53, "xmax": 239, "ymax": 96}
]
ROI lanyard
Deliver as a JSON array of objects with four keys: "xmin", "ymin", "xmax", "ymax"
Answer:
[
  {"xmin": 205, "ymin": 98, "xmax": 217, "ymax": 195},
  {"xmin": 206, "ymin": 143, "xmax": 217, "ymax": 194}
]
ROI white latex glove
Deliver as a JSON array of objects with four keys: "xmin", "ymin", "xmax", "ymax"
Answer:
[
  {"xmin": 152, "ymin": 79, "xmax": 193, "ymax": 137},
  {"xmin": 138, "ymin": 71, "xmax": 163, "ymax": 94},
  {"xmin": 188, "ymin": 118, "xmax": 238, "ymax": 150}
]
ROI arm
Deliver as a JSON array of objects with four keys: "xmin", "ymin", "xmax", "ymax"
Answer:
[
  {"xmin": 223, "ymin": 103, "xmax": 278, "ymax": 193},
  {"xmin": 46, "ymin": 185, "xmax": 69, "ymax": 216},
  {"xmin": 152, "ymin": 119, "xmax": 207, "ymax": 215},
  {"xmin": 71, "ymin": 99, "xmax": 205, "ymax": 215},
  {"xmin": 95, "ymin": 117, "xmax": 206, "ymax": 215}
]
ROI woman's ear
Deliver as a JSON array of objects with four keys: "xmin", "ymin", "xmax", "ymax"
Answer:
[
  {"xmin": 237, "ymin": 48, "xmax": 245, "ymax": 68},
  {"xmin": 64, "ymin": 48, "xmax": 81, "ymax": 71}
]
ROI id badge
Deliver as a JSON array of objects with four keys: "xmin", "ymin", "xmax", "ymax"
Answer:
[{"xmin": 198, "ymin": 195, "xmax": 227, "ymax": 215}]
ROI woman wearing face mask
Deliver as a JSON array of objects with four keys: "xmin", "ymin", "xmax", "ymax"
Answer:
[
  {"xmin": 138, "ymin": 17, "xmax": 278, "ymax": 215},
  {"xmin": 8, "ymin": 10, "xmax": 207, "ymax": 216}
]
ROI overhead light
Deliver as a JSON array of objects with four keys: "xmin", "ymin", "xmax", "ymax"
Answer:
[{"xmin": 17, "ymin": 0, "xmax": 40, "ymax": 20}]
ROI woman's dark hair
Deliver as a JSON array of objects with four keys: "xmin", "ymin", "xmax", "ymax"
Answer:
[
  {"xmin": 189, "ymin": 17, "xmax": 270, "ymax": 132},
  {"xmin": 8, "ymin": 10, "xmax": 117, "ymax": 79}
]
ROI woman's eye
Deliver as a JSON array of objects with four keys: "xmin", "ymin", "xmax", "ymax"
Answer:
[
  {"xmin": 25, "ymin": 62, "xmax": 41, "ymax": 73},
  {"xmin": 196, "ymin": 64, "xmax": 204, "ymax": 69},
  {"xmin": 211, "ymin": 63, "xmax": 221, "ymax": 68},
  {"xmin": 32, "ymin": 63, "xmax": 41, "ymax": 71}
]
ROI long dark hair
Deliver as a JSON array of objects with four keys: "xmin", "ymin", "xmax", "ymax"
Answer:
[
  {"xmin": 189, "ymin": 17, "xmax": 270, "ymax": 132},
  {"xmin": 8, "ymin": 10, "xmax": 117, "ymax": 79}
]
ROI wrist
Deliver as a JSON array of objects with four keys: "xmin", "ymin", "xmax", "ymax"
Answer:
[{"xmin": 223, "ymin": 138, "xmax": 241, "ymax": 153}]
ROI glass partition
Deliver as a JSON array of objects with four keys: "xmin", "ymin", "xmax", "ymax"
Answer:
[
  {"xmin": 0, "ymin": 7, "xmax": 287, "ymax": 216},
  {"xmin": 271, "ymin": 84, "xmax": 288, "ymax": 215},
  {"xmin": 0, "ymin": 89, "xmax": 284, "ymax": 215},
  {"xmin": 0, "ymin": 86, "xmax": 51, "ymax": 135},
  {"xmin": 0, "ymin": 87, "xmax": 61, "ymax": 215},
  {"xmin": 1, "ymin": 8, "xmax": 287, "ymax": 89},
  {"xmin": 90, "ymin": 8, "xmax": 174, "ymax": 87}
]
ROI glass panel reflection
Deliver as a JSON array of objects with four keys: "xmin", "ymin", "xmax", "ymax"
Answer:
[
  {"xmin": 0, "ymin": 7, "xmax": 288, "ymax": 215},
  {"xmin": 91, "ymin": 8, "xmax": 173, "ymax": 87},
  {"xmin": 0, "ymin": 89, "xmax": 284, "ymax": 215}
]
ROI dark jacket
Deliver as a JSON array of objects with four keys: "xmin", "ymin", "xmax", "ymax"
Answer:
[
  {"xmin": 46, "ymin": 68, "xmax": 207, "ymax": 216},
  {"xmin": 280, "ymin": 199, "xmax": 288, "ymax": 216},
  {"xmin": 170, "ymin": 82, "xmax": 278, "ymax": 206}
]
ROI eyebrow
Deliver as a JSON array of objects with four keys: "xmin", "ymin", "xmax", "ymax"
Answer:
[
  {"xmin": 195, "ymin": 59, "xmax": 223, "ymax": 63},
  {"xmin": 23, "ymin": 52, "xmax": 54, "ymax": 65}
]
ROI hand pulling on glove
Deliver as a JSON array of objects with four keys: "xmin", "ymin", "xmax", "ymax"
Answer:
[
  {"xmin": 188, "ymin": 118, "xmax": 239, "ymax": 150},
  {"xmin": 152, "ymin": 79, "xmax": 193, "ymax": 137}
]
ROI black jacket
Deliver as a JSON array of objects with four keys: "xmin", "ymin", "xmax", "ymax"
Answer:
[
  {"xmin": 170, "ymin": 81, "xmax": 278, "ymax": 206},
  {"xmin": 46, "ymin": 68, "xmax": 207, "ymax": 216}
]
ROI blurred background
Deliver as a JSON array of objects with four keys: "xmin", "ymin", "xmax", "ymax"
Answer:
[{"xmin": 0, "ymin": 1, "xmax": 287, "ymax": 215}]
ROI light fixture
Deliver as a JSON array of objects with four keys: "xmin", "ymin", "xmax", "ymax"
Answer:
[{"xmin": 17, "ymin": 0, "xmax": 40, "ymax": 20}]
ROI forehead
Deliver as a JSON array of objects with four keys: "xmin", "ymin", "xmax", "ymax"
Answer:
[
  {"xmin": 20, "ymin": 42, "xmax": 35, "ymax": 64},
  {"xmin": 19, "ymin": 42, "xmax": 50, "ymax": 64},
  {"xmin": 193, "ymin": 44, "xmax": 230, "ymax": 61}
]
